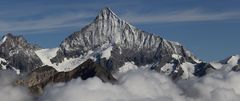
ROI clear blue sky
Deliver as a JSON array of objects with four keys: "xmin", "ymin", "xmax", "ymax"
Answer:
[{"xmin": 0, "ymin": 0, "xmax": 239, "ymax": 61}]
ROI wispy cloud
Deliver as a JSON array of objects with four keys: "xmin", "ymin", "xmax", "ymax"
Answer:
[
  {"xmin": 0, "ymin": 1, "xmax": 106, "ymax": 33},
  {"xmin": 1, "ymin": 6, "xmax": 240, "ymax": 34},
  {"xmin": 122, "ymin": 9, "xmax": 240, "ymax": 24},
  {"xmin": 0, "ymin": 1, "xmax": 132, "ymax": 34},
  {"xmin": 0, "ymin": 12, "xmax": 94, "ymax": 32}
]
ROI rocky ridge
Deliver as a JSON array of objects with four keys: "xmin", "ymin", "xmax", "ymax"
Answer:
[{"xmin": 0, "ymin": 33, "xmax": 42, "ymax": 73}]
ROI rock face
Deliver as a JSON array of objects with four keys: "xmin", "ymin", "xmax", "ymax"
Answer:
[
  {"xmin": 0, "ymin": 33, "xmax": 42, "ymax": 73},
  {"xmin": 232, "ymin": 64, "xmax": 240, "ymax": 72},
  {"xmin": 51, "ymin": 7, "xmax": 199, "ymax": 78},
  {"xmin": 194, "ymin": 62, "xmax": 215, "ymax": 77},
  {"xmin": 16, "ymin": 59, "xmax": 116, "ymax": 95}
]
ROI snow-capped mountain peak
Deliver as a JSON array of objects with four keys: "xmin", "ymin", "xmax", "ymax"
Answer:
[
  {"xmin": 220, "ymin": 55, "xmax": 240, "ymax": 66},
  {"xmin": 96, "ymin": 7, "xmax": 121, "ymax": 21},
  {"xmin": 47, "ymin": 7, "xmax": 200, "ymax": 80},
  {"xmin": 0, "ymin": 33, "xmax": 21, "ymax": 45},
  {"xmin": 228, "ymin": 55, "xmax": 240, "ymax": 65},
  {"xmin": 0, "ymin": 33, "xmax": 42, "ymax": 73},
  {"xmin": 58, "ymin": 7, "xmax": 191, "ymax": 57},
  {"xmin": 0, "ymin": 33, "xmax": 39, "ymax": 50}
]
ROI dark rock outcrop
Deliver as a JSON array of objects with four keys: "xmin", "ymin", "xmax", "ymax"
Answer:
[
  {"xmin": 232, "ymin": 64, "xmax": 240, "ymax": 72},
  {"xmin": 16, "ymin": 59, "xmax": 116, "ymax": 95},
  {"xmin": 194, "ymin": 63, "xmax": 215, "ymax": 77}
]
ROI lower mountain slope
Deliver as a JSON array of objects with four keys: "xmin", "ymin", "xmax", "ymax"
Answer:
[{"xmin": 16, "ymin": 59, "xmax": 116, "ymax": 95}]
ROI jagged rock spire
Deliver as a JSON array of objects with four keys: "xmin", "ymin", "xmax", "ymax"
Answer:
[
  {"xmin": 0, "ymin": 33, "xmax": 42, "ymax": 73},
  {"xmin": 59, "ymin": 7, "xmax": 163, "ymax": 55},
  {"xmin": 96, "ymin": 7, "xmax": 119, "ymax": 20},
  {"xmin": 53, "ymin": 7, "xmax": 195, "ymax": 68},
  {"xmin": 1, "ymin": 33, "xmax": 14, "ymax": 44},
  {"xmin": 4, "ymin": 33, "xmax": 14, "ymax": 37},
  {"xmin": 0, "ymin": 33, "xmax": 38, "ymax": 49}
]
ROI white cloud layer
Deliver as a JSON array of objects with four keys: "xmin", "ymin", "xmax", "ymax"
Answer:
[
  {"xmin": 123, "ymin": 9, "xmax": 240, "ymax": 24},
  {"xmin": 178, "ymin": 70, "xmax": 240, "ymax": 101},
  {"xmin": 41, "ymin": 70, "xmax": 185, "ymax": 101},
  {"xmin": 0, "ymin": 71, "xmax": 32, "ymax": 101},
  {"xmin": 1, "ymin": 66, "xmax": 240, "ymax": 101},
  {"xmin": 39, "ymin": 69, "xmax": 240, "ymax": 101}
]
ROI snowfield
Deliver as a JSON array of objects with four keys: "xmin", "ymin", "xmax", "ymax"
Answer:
[
  {"xmin": 227, "ymin": 55, "xmax": 240, "ymax": 66},
  {"xmin": 36, "ymin": 48, "xmax": 96, "ymax": 71},
  {"xmin": 35, "ymin": 44, "xmax": 114, "ymax": 72},
  {"xmin": 35, "ymin": 48, "xmax": 59, "ymax": 66},
  {"xmin": 101, "ymin": 45, "xmax": 113, "ymax": 60}
]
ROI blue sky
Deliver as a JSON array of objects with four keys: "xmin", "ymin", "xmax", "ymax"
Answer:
[{"xmin": 0, "ymin": 0, "xmax": 240, "ymax": 61}]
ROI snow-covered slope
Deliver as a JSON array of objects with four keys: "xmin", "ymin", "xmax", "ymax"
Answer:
[
  {"xmin": 101, "ymin": 45, "xmax": 113, "ymax": 60},
  {"xmin": 35, "ymin": 48, "xmax": 59, "ymax": 66},
  {"xmin": 36, "ymin": 48, "xmax": 94, "ymax": 71},
  {"xmin": 0, "ymin": 57, "xmax": 20, "ymax": 74},
  {"xmin": 118, "ymin": 62, "xmax": 138, "ymax": 73},
  {"xmin": 208, "ymin": 55, "xmax": 240, "ymax": 71},
  {"xmin": 225, "ymin": 55, "xmax": 240, "ymax": 66},
  {"xmin": 210, "ymin": 62, "xmax": 223, "ymax": 69},
  {"xmin": 35, "ymin": 44, "xmax": 115, "ymax": 72}
]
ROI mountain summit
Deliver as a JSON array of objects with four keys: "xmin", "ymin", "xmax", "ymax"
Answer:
[
  {"xmin": 0, "ymin": 8, "xmax": 202, "ymax": 78},
  {"xmin": 49, "ymin": 7, "xmax": 199, "ymax": 79},
  {"xmin": 0, "ymin": 33, "xmax": 42, "ymax": 73}
]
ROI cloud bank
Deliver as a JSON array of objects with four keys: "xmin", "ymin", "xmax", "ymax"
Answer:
[
  {"xmin": 41, "ymin": 70, "xmax": 185, "ymax": 101},
  {"xmin": 39, "ymin": 69, "xmax": 240, "ymax": 101},
  {"xmin": 123, "ymin": 9, "xmax": 240, "ymax": 24},
  {"xmin": 178, "ymin": 70, "xmax": 240, "ymax": 101},
  {"xmin": 1, "ymin": 67, "xmax": 240, "ymax": 101},
  {"xmin": 0, "ymin": 71, "xmax": 32, "ymax": 101}
]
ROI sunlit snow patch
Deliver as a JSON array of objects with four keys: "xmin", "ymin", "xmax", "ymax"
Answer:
[
  {"xmin": 210, "ymin": 62, "xmax": 223, "ymax": 69},
  {"xmin": 36, "ymin": 48, "xmax": 96, "ymax": 72},
  {"xmin": 0, "ymin": 35, "xmax": 7, "ymax": 45},
  {"xmin": 101, "ymin": 45, "xmax": 113, "ymax": 60},
  {"xmin": 36, "ymin": 44, "xmax": 114, "ymax": 72},
  {"xmin": 161, "ymin": 63, "xmax": 174, "ymax": 75},
  {"xmin": 118, "ymin": 62, "xmax": 138, "ymax": 73},
  {"xmin": 35, "ymin": 48, "xmax": 59, "ymax": 66},
  {"xmin": 227, "ymin": 55, "xmax": 240, "ymax": 66},
  {"xmin": 172, "ymin": 54, "xmax": 182, "ymax": 60}
]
